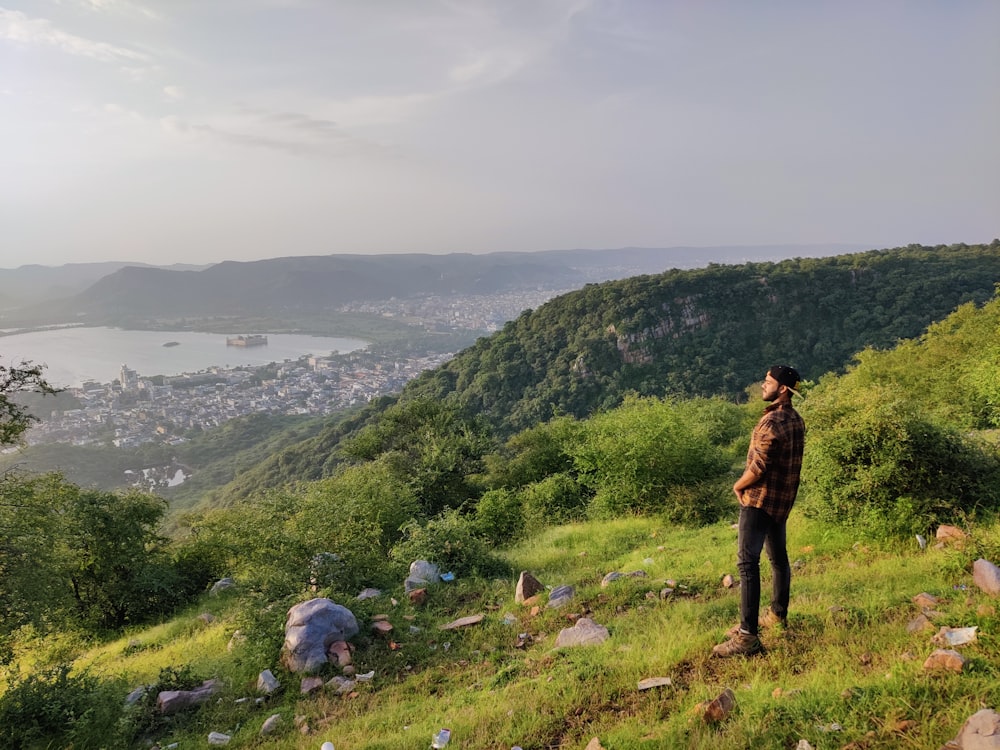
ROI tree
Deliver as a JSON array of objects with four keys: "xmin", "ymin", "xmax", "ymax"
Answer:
[{"xmin": 0, "ymin": 361, "xmax": 57, "ymax": 445}]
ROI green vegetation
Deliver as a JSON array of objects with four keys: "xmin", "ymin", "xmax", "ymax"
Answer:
[{"xmin": 3, "ymin": 244, "xmax": 1000, "ymax": 748}]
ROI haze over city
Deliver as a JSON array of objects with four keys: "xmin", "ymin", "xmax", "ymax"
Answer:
[{"xmin": 2, "ymin": 0, "xmax": 998, "ymax": 270}]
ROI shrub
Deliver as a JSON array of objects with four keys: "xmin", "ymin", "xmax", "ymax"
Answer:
[
  {"xmin": 520, "ymin": 472, "xmax": 588, "ymax": 529},
  {"xmin": 0, "ymin": 665, "xmax": 128, "ymax": 749},
  {"xmin": 803, "ymin": 395, "xmax": 1000, "ymax": 538},
  {"xmin": 390, "ymin": 509, "xmax": 510, "ymax": 579},
  {"xmin": 473, "ymin": 488, "xmax": 525, "ymax": 544},
  {"xmin": 571, "ymin": 396, "xmax": 731, "ymax": 519}
]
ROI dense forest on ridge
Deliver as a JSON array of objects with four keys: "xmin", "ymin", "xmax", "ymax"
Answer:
[{"xmin": 210, "ymin": 241, "xmax": 1000, "ymax": 507}]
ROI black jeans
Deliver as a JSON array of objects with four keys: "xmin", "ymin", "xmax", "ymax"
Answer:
[{"xmin": 737, "ymin": 504, "xmax": 791, "ymax": 636}]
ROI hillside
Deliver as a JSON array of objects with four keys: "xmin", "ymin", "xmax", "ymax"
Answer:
[
  {"xmin": 5, "ymin": 247, "xmax": 1000, "ymax": 750},
  {"xmin": 213, "ymin": 241, "xmax": 1000, "ymax": 504},
  {"xmin": 12, "ymin": 514, "xmax": 1000, "ymax": 750},
  {"xmin": 3, "ymin": 245, "xmax": 864, "ymax": 326}
]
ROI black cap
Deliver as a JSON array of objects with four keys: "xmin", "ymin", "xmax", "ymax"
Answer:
[{"xmin": 768, "ymin": 365, "xmax": 801, "ymax": 394}]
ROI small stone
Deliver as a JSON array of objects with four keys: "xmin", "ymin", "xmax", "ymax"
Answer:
[
  {"xmin": 357, "ymin": 587, "xmax": 381, "ymax": 600},
  {"xmin": 601, "ymin": 571, "xmax": 624, "ymax": 588},
  {"xmin": 702, "ymin": 687, "xmax": 736, "ymax": 723},
  {"xmin": 207, "ymin": 732, "xmax": 231, "ymax": 746},
  {"xmin": 257, "ymin": 669, "xmax": 280, "ymax": 695},
  {"xmin": 547, "ymin": 585, "xmax": 575, "ymax": 608},
  {"xmin": 936, "ymin": 524, "xmax": 967, "ymax": 540},
  {"xmin": 637, "ymin": 677, "xmax": 672, "ymax": 691},
  {"xmin": 408, "ymin": 588, "xmax": 428, "ymax": 606},
  {"xmin": 584, "ymin": 739, "xmax": 604, "ymax": 750},
  {"xmin": 907, "ymin": 614, "xmax": 932, "ymax": 633},
  {"xmin": 554, "ymin": 618, "xmax": 609, "ymax": 647},
  {"xmin": 439, "ymin": 614, "xmax": 485, "ymax": 630},
  {"xmin": 520, "ymin": 594, "xmax": 541, "ymax": 608},
  {"xmin": 515, "ymin": 571, "xmax": 545, "ymax": 602},
  {"xmin": 953, "ymin": 709, "xmax": 1000, "ymax": 749},
  {"xmin": 912, "ymin": 592, "xmax": 940, "ymax": 609},
  {"xmin": 721, "ymin": 574, "xmax": 735, "ymax": 588},
  {"xmin": 197, "ymin": 612, "xmax": 216, "ymax": 624},
  {"xmin": 972, "ymin": 559, "xmax": 1000, "ymax": 596},
  {"xmin": 932, "ymin": 626, "xmax": 977, "ymax": 647},
  {"xmin": 300, "ymin": 676, "xmax": 324, "ymax": 694},
  {"xmin": 923, "ymin": 648, "xmax": 965, "ymax": 673},
  {"xmin": 371, "ymin": 620, "xmax": 394, "ymax": 635},
  {"xmin": 260, "ymin": 714, "xmax": 282, "ymax": 735}
]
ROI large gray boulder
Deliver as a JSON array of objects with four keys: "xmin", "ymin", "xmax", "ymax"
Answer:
[{"xmin": 281, "ymin": 598, "xmax": 359, "ymax": 674}]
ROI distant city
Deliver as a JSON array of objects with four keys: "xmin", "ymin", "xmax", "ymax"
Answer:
[
  {"xmin": 26, "ymin": 349, "xmax": 452, "ymax": 449},
  {"xmin": 22, "ymin": 285, "xmax": 578, "ymax": 449}
]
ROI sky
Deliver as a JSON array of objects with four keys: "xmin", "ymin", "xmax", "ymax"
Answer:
[{"xmin": 1, "ymin": 1, "xmax": 998, "ymax": 269}]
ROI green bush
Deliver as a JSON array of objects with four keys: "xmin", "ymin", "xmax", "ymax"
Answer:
[
  {"xmin": 571, "ymin": 395, "xmax": 731, "ymax": 520},
  {"xmin": 0, "ymin": 665, "xmax": 129, "ymax": 749},
  {"xmin": 391, "ymin": 509, "xmax": 510, "ymax": 579},
  {"xmin": 803, "ymin": 394, "xmax": 1000, "ymax": 538},
  {"xmin": 473, "ymin": 488, "xmax": 525, "ymax": 544},
  {"xmin": 520, "ymin": 472, "xmax": 588, "ymax": 529}
]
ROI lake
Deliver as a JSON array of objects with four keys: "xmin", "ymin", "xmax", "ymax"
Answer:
[{"xmin": 0, "ymin": 327, "xmax": 368, "ymax": 388}]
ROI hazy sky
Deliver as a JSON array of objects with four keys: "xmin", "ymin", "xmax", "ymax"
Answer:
[{"xmin": 2, "ymin": 1, "xmax": 998, "ymax": 269}]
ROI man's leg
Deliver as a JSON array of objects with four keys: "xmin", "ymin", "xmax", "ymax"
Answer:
[
  {"xmin": 764, "ymin": 518, "xmax": 791, "ymax": 621},
  {"xmin": 737, "ymin": 505, "xmax": 769, "ymax": 635}
]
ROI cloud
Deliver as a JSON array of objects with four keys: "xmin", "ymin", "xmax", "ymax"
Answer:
[
  {"xmin": 0, "ymin": 8, "xmax": 149, "ymax": 63},
  {"xmin": 163, "ymin": 85, "xmax": 183, "ymax": 100},
  {"xmin": 160, "ymin": 108, "xmax": 388, "ymax": 161}
]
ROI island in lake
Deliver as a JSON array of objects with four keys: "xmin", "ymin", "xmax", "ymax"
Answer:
[{"xmin": 162, "ymin": 341, "xmax": 180, "ymax": 347}]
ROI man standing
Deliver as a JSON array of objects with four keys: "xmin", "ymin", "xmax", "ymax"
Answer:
[{"xmin": 712, "ymin": 365, "xmax": 805, "ymax": 658}]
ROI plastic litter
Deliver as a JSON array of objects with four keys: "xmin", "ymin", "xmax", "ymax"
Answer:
[{"xmin": 432, "ymin": 728, "xmax": 451, "ymax": 748}]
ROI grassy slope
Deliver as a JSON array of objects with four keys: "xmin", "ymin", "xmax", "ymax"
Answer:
[{"xmin": 54, "ymin": 512, "xmax": 1000, "ymax": 750}]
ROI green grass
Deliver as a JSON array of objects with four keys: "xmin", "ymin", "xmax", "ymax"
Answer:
[{"xmin": 5, "ymin": 514, "xmax": 1000, "ymax": 749}]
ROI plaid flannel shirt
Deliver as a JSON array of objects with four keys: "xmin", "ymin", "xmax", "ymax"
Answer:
[{"xmin": 741, "ymin": 400, "xmax": 805, "ymax": 522}]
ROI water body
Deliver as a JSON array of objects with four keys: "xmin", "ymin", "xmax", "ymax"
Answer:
[{"xmin": 0, "ymin": 327, "xmax": 368, "ymax": 388}]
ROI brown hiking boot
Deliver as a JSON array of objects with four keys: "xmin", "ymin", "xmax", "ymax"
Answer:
[
  {"xmin": 711, "ymin": 632, "xmax": 763, "ymax": 658},
  {"xmin": 759, "ymin": 608, "xmax": 787, "ymax": 629}
]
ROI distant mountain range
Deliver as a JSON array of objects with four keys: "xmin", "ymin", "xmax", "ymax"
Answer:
[{"xmin": 1, "ymin": 245, "xmax": 866, "ymax": 325}]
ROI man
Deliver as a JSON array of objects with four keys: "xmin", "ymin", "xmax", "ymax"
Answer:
[{"xmin": 712, "ymin": 365, "xmax": 805, "ymax": 658}]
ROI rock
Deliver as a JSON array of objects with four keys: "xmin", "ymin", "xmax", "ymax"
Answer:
[
  {"xmin": 923, "ymin": 648, "xmax": 965, "ymax": 673},
  {"xmin": 209, "ymin": 577, "xmax": 235, "ymax": 596},
  {"xmin": 327, "ymin": 640, "xmax": 352, "ymax": 667},
  {"xmin": 439, "ymin": 614, "xmax": 485, "ymax": 630},
  {"xmin": 973, "ymin": 559, "xmax": 1000, "ymax": 596},
  {"xmin": 952, "ymin": 708, "xmax": 1000, "ymax": 749},
  {"xmin": 700, "ymin": 687, "xmax": 736, "ymax": 723},
  {"xmin": 125, "ymin": 685, "xmax": 150, "ymax": 705},
  {"xmin": 281, "ymin": 598, "xmax": 359, "ymax": 674},
  {"xmin": 932, "ymin": 626, "xmax": 978, "ymax": 647},
  {"xmin": 404, "ymin": 560, "xmax": 440, "ymax": 592},
  {"xmin": 357, "ymin": 587, "xmax": 382, "ymax": 600},
  {"xmin": 520, "ymin": 594, "xmax": 542, "ymax": 607},
  {"xmin": 515, "ymin": 571, "xmax": 545, "ymax": 602},
  {"xmin": 326, "ymin": 675, "xmax": 355, "ymax": 694},
  {"xmin": 907, "ymin": 614, "xmax": 933, "ymax": 633},
  {"xmin": 912, "ymin": 592, "xmax": 940, "ymax": 609},
  {"xmin": 721, "ymin": 574, "xmax": 736, "ymax": 588},
  {"xmin": 260, "ymin": 714, "xmax": 282, "ymax": 735},
  {"xmin": 637, "ymin": 677, "xmax": 672, "ymax": 691},
  {"xmin": 547, "ymin": 585, "xmax": 575, "ymax": 609},
  {"xmin": 207, "ymin": 732, "xmax": 231, "ymax": 745},
  {"xmin": 554, "ymin": 617, "xmax": 609, "ymax": 647},
  {"xmin": 257, "ymin": 669, "xmax": 281, "ymax": 695},
  {"xmin": 408, "ymin": 588, "xmax": 428, "ymax": 606},
  {"xmin": 197, "ymin": 612, "xmax": 216, "ymax": 624},
  {"xmin": 156, "ymin": 679, "xmax": 221, "ymax": 715},
  {"xmin": 301, "ymin": 676, "xmax": 325, "ymax": 694},
  {"xmin": 796, "ymin": 741, "xmax": 814, "ymax": 750},
  {"xmin": 584, "ymin": 738, "xmax": 605, "ymax": 750},
  {"xmin": 601, "ymin": 572, "xmax": 623, "ymax": 587},
  {"xmin": 371, "ymin": 620, "xmax": 394, "ymax": 635},
  {"xmin": 937, "ymin": 525, "xmax": 968, "ymax": 543}
]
